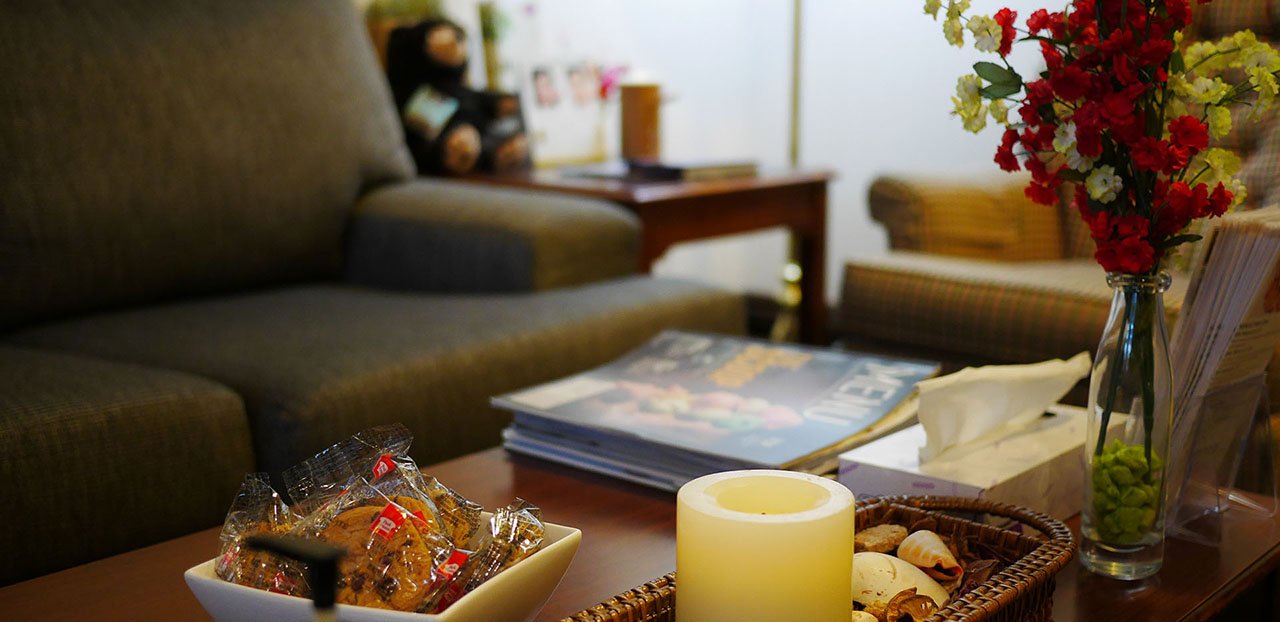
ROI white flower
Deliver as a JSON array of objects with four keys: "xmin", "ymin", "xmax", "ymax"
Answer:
[
  {"xmin": 1051, "ymin": 122, "xmax": 1096, "ymax": 172},
  {"xmin": 967, "ymin": 15, "xmax": 1002, "ymax": 53},
  {"xmin": 1086, "ymin": 165, "xmax": 1124, "ymax": 204}
]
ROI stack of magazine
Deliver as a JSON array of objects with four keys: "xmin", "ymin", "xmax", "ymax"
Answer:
[{"xmin": 492, "ymin": 330, "xmax": 939, "ymax": 491}]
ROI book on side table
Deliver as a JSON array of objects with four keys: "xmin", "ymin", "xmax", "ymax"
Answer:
[{"xmin": 493, "ymin": 330, "xmax": 939, "ymax": 491}]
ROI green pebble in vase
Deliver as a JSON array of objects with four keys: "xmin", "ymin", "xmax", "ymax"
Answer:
[{"xmin": 1090, "ymin": 442, "xmax": 1162, "ymax": 545}]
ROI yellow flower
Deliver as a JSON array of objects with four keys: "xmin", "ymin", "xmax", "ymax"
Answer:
[
  {"xmin": 989, "ymin": 99, "xmax": 1009, "ymax": 125},
  {"xmin": 1183, "ymin": 41, "xmax": 1221, "ymax": 72},
  {"xmin": 1202, "ymin": 148, "xmax": 1242, "ymax": 181},
  {"xmin": 1206, "ymin": 106, "xmax": 1232, "ymax": 139},
  {"xmin": 1164, "ymin": 96, "xmax": 1189, "ymax": 120},
  {"xmin": 942, "ymin": 0, "xmax": 970, "ymax": 45},
  {"xmin": 1239, "ymin": 40, "xmax": 1280, "ymax": 72},
  {"xmin": 1173, "ymin": 75, "xmax": 1231, "ymax": 105},
  {"xmin": 1249, "ymin": 67, "xmax": 1279, "ymax": 117},
  {"xmin": 1086, "ymin": 165, "xmax": 1123, "ymax": 204},
  {"xmin": 951, "ymin": 75, "xmax": 986, "ymax": 133},
  {"xmin": 955, "ymin": 74, "xmax": 982, "ymax": 107},
  {"xmin": 924, "ymin": 0, "xmax": 943, "ymax": 19},
  {"xmin": 944, "ymin": 17, "xmax": 964, "ymax": 47},
  {"xmin": 967, "ymin": 15, "xmax": 1001, "ymax": 53}
]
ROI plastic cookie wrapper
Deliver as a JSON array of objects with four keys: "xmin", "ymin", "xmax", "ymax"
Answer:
[
  {"xmin": 215, "ymin": 473, "xmax": 306, "ymax": 596},
  {"xmin": 282, "ymin": 424, "xmax": 414, "ymax": 516},
  {"xmin": 307, "ymin": 426, "xmax": 485, "ymax": 550},
  {"xmin": 293, "ymin": 477, "xmax": 462, "ymax": 612},
  {"xmin": 364, "ymin": 455, "xmax": 485, "ymax": 551},
  {"xmin": 425, "ymin": 498, "xmax": 546, "ymax": 614}
]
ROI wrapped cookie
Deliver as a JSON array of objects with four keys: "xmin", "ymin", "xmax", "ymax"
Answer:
[
  {"xmin": 427, "ymin": 499, "xmax": 545, "ymax": 614},
  {"xmin": 215, "ymin": 473, "xmax": 305, "ymax": 595},
  {"xmin": 296, "ymin": 478, "xmax": 460, "ymax": 612}
]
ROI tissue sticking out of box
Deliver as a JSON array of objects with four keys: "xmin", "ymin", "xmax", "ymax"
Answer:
[{"xmin": 917, "ymin": 352, "xmax": 1091, "ymax": 463}]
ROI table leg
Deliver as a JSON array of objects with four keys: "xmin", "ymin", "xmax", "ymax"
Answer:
[{"xmin": 796, "ymin": 184, "xmax": 827, "ymax": 344}]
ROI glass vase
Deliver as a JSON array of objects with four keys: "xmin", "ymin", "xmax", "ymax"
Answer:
[{"xmin": 1080, "ymin": 271, "xmax": 1174, "ymax": 580}]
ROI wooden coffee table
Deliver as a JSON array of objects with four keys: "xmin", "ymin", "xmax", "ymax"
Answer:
[
  {"xmin": 3, "ymin": 448, "xmax": 1278, "ymax": 621},
  {"xmin": 460, "ymin": 169, "xmax": 832, "ymax": 344}
]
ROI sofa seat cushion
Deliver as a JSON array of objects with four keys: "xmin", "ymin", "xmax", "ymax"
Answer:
[
  {"xmin": 0, "ymin": 346, "xmax": 252, "ymax": 585},
  {"xmin": 837, "ymin": 253, "xmax": 1188, "ymax": 364},
  {"xmin": 10, "ymin": 278, "xmax": 744, "ymax": 473}
]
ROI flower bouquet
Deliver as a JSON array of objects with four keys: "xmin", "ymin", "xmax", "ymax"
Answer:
[{"xmin": 929, "ymin": 0, "xmax": 1280, "ymax": 579}]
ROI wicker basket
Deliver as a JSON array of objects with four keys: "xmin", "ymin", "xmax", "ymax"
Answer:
[{"xmin": 561, "ymin": 496, "xmax": 1076, "ymax": 622}]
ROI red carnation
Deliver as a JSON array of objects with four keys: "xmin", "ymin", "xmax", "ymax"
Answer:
[
  {"xmin": 1114, "ymin": 214, "xmax": 1150, "ymax": 239},
  {"xmin": 1160, "ymin": 181, "xmax": 1210, "ymax": 236},
  {"xmin": 1167, "ymin": 0, "xmax": 1191, "ymax": 26},
  {"xmin": 1164, "ymin": 143, "xmax": 1192, "ymax": 174},
  {"xmin": 1041, "ymin": 41, "xmax": 1065, "ymax": 72},
  {"xmin": 1096, "ymin": 235, "xmax": 1156, "ymax": 274},
  {"xmin": 1024, "ymin": 79, "xmax": 1055, "ymax": 107},
  {"xmin": 1018, "ymin": 101, "xmax": 1043, "ymax": 126},
  {"xmin": 1026, "ymin": 9, "xmax": 1052, "ymax": 34},
  {"xmin": 1130, "ymin": 137, "xmax": 1167, "ymax": 172},
  {"xmin": 994, "ymin": 8, "xmax": 1018, "ymax": 57},
  {"xmin": 1051, "ymin": 64, "xmax": 1092, "ymax": 101},
  {"xmin": 1168, "ymin": 115, "xmax": 1209, "ymax": 151},
  {"xmin": 1137, "ymin": 38, "xmax": 1174, "ymax": 67},
  {"xmin": 1112, "ymin": 54, "xmax": 1139, "ymax": 86},
  {"xmin": 1100, "ymin": 29, "xmax": 1135, "ymax": 56},
  {"xmin": 995, "ymin": 128, "xmax": 1021, "ymax": 172},
  {"xmin": 1208, "ymin": 183, "xmax": 1233, "ymax": 216},
  {"xmin": 1073, "ymin": 104, "xmax": 1104, "ymax": 158},
  {"xmin": 1025, "ymin": 181, "xmax": 1059, "ymax": 206}
]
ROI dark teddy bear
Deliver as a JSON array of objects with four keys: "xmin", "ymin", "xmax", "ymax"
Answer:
[{"xmin": 385, "ymin": 18, "xmax": 528, "ymax": 175}]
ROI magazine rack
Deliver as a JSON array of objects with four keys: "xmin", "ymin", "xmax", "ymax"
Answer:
[{"xmin": 1169, "ymin": 373, "xmax": 1278, "ymax": 545}]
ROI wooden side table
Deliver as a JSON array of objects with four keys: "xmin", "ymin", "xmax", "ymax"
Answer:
[{"xmin": 458, "ymin": 169, "xmax": 833, "ymax": 344}]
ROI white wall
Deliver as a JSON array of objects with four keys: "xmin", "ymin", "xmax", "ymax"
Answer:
[
  {"xmin": 484, "ymin": 0, "xmax": 795, "ymax": 295},
  {"xmin": 800, "ymin": 0, "xmax": 1049, "ymax": 303}
]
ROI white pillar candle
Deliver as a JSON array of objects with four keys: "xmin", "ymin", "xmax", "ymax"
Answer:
[{"xmin": 676, "ymin": 469, "xmax": 855, "ymax": 622}]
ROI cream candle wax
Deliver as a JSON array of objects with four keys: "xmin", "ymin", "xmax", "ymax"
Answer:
[{"xmin": 676, "ymin": 470, "xmax": 855, "ymax": 622}]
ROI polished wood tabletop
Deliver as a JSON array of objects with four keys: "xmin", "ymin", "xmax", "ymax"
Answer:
[{"xmin": 2, "ymin": 447, "xmax": 1278, "ymax": 621}]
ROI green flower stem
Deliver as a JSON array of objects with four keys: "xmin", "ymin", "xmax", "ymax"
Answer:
[{"xmin": 1094, "ymin": 287, "xmax": 1140, "ymax": 456}]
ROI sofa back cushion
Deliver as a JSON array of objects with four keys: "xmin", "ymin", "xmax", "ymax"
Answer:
[{"xmin": 0, "ymin": 0, "xmax": 414, "ymax": 329}]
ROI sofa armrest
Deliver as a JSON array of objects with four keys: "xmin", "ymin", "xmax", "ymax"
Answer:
[
  {"xmin": 344, "ymin": 179, "xmax": 639, "ymax": 292},
  {"xmin": 868, "ymin": 175, "xmax": 1068, "ymax": 261}
]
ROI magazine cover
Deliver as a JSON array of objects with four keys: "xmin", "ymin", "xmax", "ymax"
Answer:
[{"xmin": 493, "ymin": 331, "xmax": 939, "ymax": 468}]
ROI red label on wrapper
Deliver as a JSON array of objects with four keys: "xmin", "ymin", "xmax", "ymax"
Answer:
[
  {"xmin": 428, "ymin": 550, "xmax": 473, "ymax": 613},
  {"xmin": 372, "ymin": 454, "xmax": 396, "ymax": 480},
  {"xmin": 371, "ymin": 504, "xmax": 405, "ymax": 539}
]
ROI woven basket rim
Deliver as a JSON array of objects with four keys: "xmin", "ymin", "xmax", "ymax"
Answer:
[
  {"xmin": 869, "ymin": 496, "xmax": 1076, "ymax": 621},
  {"xmin": 561, "ymin": 495, "xmax": 1076, "ymax": 622}
]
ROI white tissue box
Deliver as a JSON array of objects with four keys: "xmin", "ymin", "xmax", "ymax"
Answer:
[{"xmin": 837, "ymin": 404, "xmax": 1089, "ymax": 520}]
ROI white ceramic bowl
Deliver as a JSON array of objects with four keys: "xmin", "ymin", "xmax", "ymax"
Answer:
[{"xmin": 185, "ymin": 520, "xmax": 581, "ymax": 622}]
